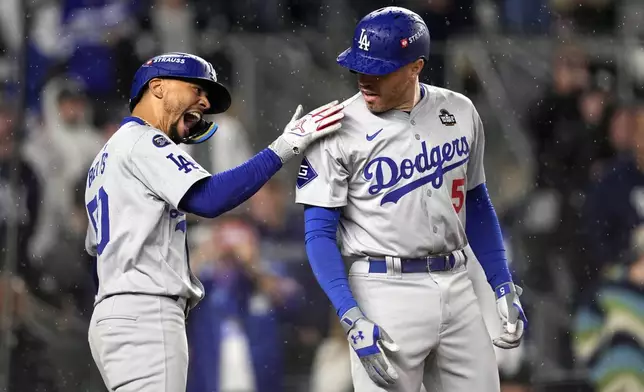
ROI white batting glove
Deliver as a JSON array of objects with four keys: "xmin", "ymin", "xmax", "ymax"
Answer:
[
  {"xmin": 493, "ymin": 282, "xmax": 527, "ymax": 349},
  {"xmin": 268, "ymin": 100, "xmax": 345, "ymax": 162},
  {"xmin": 340, "ymin": 307, "xmax": 400, "ymax": 387}
]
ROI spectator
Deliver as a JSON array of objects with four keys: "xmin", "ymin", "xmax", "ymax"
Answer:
[
  {"xmin": 582, "ymin": 102, "xmax": 644, "ymax": 278},
  {"xmin": 572, "ymin": 224, "xmax": 644, "ymax": 392},
  {"xmin": 187, "ymin": 215, "xmax": 303, "ymax": 392},
  {"xmin": 550, "ymin": 0, "xmax": 618, "ymax": 36},
  {"xmin": 498, "ymin": 0, "xmax": 550, "ymax": 34},
  {"xmin": 246, "ymin": 178, "xmax": 332, "ymax": 377},
  {"xmin": 190, "ymin": 101, "xmax": 255, "ymax": 175},
  {"xmin": 586, "ymin": 102, "xmax": 637, "ymax": 182},
  {"xmin": 24, "ymin": 76, "xmax": 103, "ymax": 259},
  {"xmin": 309, "ymin": 309, "xmax": 352, "ymax": 392},
  {"xmin": 0, "ymin": 0, "xmax": 19, "ymax": 93},
  {"xmin": 247, "ymin": 178, "xmax": 306, "ymax": 268},
  {"xmin": 0, "ymin": 103, "xmax": 58, "ymax": 392},
  {"xmin": 0, "ymin": 104, "xmax": 41, "ymax": 295},
  {"xmin": 59, "ymin": 0, "xmax": 140, "ymax": 102},
  {"xmin": 37, "ymin": 173, "xmax": 96, "ymax": 316},
  {"xmin": 410, "ymin": 0, "xmax": 478, "ymax": 87},
  {"xmin": 527, "ymin": 44, "xmax": 611, "ymax": 193},
  {"xmin": 284, "ymin": 0, "xmax": 325, "ymax": 30},
  {"xmin": 607, "ymin": 104, "xmax": 636, "ymax": 157},
  {"xmin": 207, "ymin": 105, "xmax": 255, "ymax": 174},
  {"xmin": 523, "ymin": 44, "xmax": 614, "ymax": 295},
  {"xmin": 134, "ymin": 0, "xmax": 198, "ymax": 62}
]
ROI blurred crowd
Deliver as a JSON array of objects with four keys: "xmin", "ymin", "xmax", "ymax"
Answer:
[{"xmin": 0, "ymin": 0, "xmax": 643, "ymax": 391}]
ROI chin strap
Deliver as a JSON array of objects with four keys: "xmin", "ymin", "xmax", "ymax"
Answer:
[{"xmin": 181, "ymin": 118, "xmax": 219, "ymax": 144}]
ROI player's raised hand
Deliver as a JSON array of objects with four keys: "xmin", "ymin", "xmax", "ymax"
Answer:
[
  {"xmin": 493, "ymin": 282, "xmax": 527, "ymax": 349},
  {"xmin": 340, "ymin": 307, "xmax": 400, "ymax": 387},
  {"xmin": 268, "ymin": 100, "xmax": 345, "ymax": 162}
]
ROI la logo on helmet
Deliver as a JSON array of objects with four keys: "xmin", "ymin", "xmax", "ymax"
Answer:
[{"xmin": 358, "ymin": 29, "xmax": 370, "ymax": 51}]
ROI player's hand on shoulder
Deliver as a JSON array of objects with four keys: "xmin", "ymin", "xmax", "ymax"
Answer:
[
  {"xmin": 268, "ymin": 100, "xmax": 345, "ymax": 162},
  {"xmin": 493, "ymin": 282, "xmax": 527, "ymax": 349},
  {"xmin": 340, "ymin": 307, "xmax": 400, "ymax": 387}
]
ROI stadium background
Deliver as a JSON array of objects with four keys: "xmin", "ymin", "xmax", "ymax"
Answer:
[{"xmin": 1, "ymin": 0, "xmax": 643, "ymax": 391}]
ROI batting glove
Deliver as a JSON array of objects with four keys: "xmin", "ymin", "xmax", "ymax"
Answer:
[
  {"xmin": 493, "ymin": 282, "xmax": 527, "ymax": 349},
  {"xmin": 268, "ymin": 100, "xmax": 344, "ymax": 163},
  {"xmin": 340, "ymin": 307, "xmax": 400, "ymax": 387}
]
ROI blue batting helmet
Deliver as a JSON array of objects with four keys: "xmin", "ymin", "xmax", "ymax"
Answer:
[
  {"xmin": 129, "ymin": 52, "xmax": 231, "ymax": 115},
  {"xmin": 337, "ymin": 7, "xmax": 430, "ymax": 76}
]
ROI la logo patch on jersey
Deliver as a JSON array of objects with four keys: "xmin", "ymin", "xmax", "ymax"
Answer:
[
  {"xmin": 439, "ymin": 109, "xmax": 457, "ymax": 126},
  {"xmin": 296, "ymin": 157, "xmax": 318, "ymax": 189},
  {"xmin": 153, "ymin": 134, "xmax": 171, "ymax": 148}
]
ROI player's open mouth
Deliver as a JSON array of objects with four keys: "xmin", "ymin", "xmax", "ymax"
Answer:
[
  {"xmin": 360, "ymin": 88, "xmax": 378, "ymax": 97},
  {"xmin": 360, "ymin": 88, "xmax": 379, "ymax": 99},
  {"xmin": 183, "ymin": 111, "xmax": 202, "ymax": 130},
  {"xmin": 360, "ymin": 89, "xmax": 379, "ymax": 104}
]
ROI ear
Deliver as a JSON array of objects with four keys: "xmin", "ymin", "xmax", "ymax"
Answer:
[
  {"xmin": 148, "ymin": 78, "xmax": 164, "ymax": 99},
  {"xmin": 410, "ymin": 59, "xmax": 425, "ymax": 77}
]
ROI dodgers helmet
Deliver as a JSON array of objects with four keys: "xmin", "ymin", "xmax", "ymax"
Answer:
[
  {"xmin": 337, "ymin": 7, "xmax": 430, "ymax": 76},
  {"xmin": 128, "ymin": 52, "xmax": 232, "ymax": 144}
]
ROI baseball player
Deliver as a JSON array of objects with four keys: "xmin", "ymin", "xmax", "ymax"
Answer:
[
  {"xmin": 295, "ymin": 7, "xmax": 527, "ymax": 392},
  {"xmin": 84, "ymin": 52, "xmax": 345, "ymax": 392}
]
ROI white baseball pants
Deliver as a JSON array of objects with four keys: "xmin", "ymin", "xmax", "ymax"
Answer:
[
  {"xmin": 88, "ymin": 294, "xmax": 189, "ymax": 392},
  {"xmin": 347, "ymin": 256, "xmax": 500, "ymax": 392}
]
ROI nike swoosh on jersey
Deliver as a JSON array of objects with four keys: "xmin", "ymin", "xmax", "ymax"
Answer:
[{"xmin": 366, "ymin": 129, "xmax": 383, "ymax": 141}]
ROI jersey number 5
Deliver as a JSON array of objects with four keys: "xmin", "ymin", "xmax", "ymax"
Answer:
[
  {"xmin": 87, "ymin": 186, "xmax": 111, "ymax": 255},
  {"xmin": 451, "ymin": 178, "xmax": 465, "ymax": 213}
]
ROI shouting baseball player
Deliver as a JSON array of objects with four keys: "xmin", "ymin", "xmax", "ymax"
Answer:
[
  {"xmin": 296, "ymin": 7, "xmax": 527, "ymax": 392},
  {"xmin": 84, "ymin": 52, "xmax": 345, "ymax": 392}
]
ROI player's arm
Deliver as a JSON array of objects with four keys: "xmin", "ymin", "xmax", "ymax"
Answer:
[
  {"xmin": 303, "ymin": 205, "xmax": 358, "ymax": 316},
  {"xmin": 129, "ymin": 101, "xmax": 343, "ymax": 217},
  {"xmin": 296, "ymin": 136, "xmax": 399, "ymax": 387},
  {"xmin": 178, "ymin": 101, "xmax": 344, "ymax": 217},
  {"xmin": 303, "ymin": 205, "xmax": 399, "ymax": 386},
  {"xmin": 466, "ymin": 105, "xmax": 526, "ymax": 348},
  {"xmin": 296, "ymin": 139, "xmax": 358, "ymax": 317},
  {"xmin": 179, "ymin": 101, "xmax": 344, "ymax": 218},
  {"xmin": 179, "ymin": 149, "xmax": 281, "ymax": 217},
  {"xmin": 465, "ymin": 184, "xmax": 512, "ymax": 293}
]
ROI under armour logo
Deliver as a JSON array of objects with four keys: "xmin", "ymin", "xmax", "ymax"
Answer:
[
  {"xmin": 351, "ymin": 331, "xmax": 365, "ymax": 344},
  {"xmin": 358, "ymin": 29, "xmax": 370, "ymax": 51}
]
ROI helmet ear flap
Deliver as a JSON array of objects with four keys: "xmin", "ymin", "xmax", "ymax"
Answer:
[{"xmin": 182, "ymin": 118, "xmax": 218, "ymax": 144}]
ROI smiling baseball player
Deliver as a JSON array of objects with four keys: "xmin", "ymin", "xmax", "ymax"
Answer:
[
  {"xmin": 84, "ymin": 52, "xmax": 345, "ymax": 392},
  {"xmin": 295, "ymin": 7, "xmax": 527, "ymax": 392}
]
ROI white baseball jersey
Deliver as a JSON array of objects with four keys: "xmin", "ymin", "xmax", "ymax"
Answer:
[
  {"xmin": 85, "ymin": 117, "xmax": 209, "ymax": 308},
  {"xmin": 295, "ymin": 84, "xmax": 486, "ymax": 258}
]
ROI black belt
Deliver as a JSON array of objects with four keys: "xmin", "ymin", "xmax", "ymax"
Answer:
[{"xmin": 368, "ymin": 251, "xmax": 465, "ymax": 274}]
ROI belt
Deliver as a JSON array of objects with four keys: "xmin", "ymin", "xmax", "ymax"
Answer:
[
  {"xmin": 162, "ymin": 295, "xmax": 189, "ymax": 315},
  {"xmin": 102, "ymin": 293, "xmax": 188, "ymax": 314},
  {"xmin": 368, "ymin": 250, "xmax": 466, "ymax": 274}
]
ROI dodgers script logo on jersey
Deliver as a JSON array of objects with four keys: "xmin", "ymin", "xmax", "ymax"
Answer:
[{"xmin": 364, "ymin": 137, "xmax": 470, "ymax": 205}]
